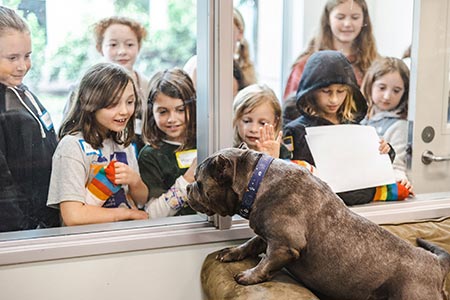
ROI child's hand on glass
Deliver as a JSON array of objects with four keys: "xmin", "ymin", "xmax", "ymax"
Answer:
[
  {"xmin": 183, "ymin": 158, "xmax": 197, "ymax": 183},
  {"xmin": 255, "ymin": 124, "xmax": 282, "ymax": 158},
  {"xmin": 399, "ymin": 178, "xmax": 414, "ymax": 195}
]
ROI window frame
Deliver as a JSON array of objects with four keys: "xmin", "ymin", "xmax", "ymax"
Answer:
[{"xmin": 1, "ymin": 0, "xmax": 450, "ymax": 267}]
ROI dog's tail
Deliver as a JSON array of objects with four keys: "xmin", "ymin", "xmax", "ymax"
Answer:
[{"xmin": 417, "ymin": 238, "xmax": 450, "ymax": 274}]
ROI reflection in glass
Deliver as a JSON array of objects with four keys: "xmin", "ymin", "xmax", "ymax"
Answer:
[
  {"xmin": 0, "ymin": 0, "xmax": 201, "ymax": 237},
  {"xmin": 0, "ymin": 0, "xmax": 418, "ymax": 240}
]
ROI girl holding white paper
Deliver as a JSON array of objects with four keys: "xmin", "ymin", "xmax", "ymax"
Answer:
[
  {"xmin": 360, "ymin": 57, "xmax": 410, "ymax": 182},
  {"xmin": 283, "ymin": 50, "xmax": 412, "ymax": 205},
  {"xmin": 139, "ymin": 68, "xmax": 197, "ymax": 218}
]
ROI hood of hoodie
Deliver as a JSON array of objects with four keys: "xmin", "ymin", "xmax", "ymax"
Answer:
[{"xmin": 296, "ymin": 50, "xmax": 367, "ymax": 123}]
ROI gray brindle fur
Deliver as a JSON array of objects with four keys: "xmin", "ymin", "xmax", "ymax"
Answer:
[{"xmin": 186, "ymin": 145, "xmax": 450, "ymax": 300}]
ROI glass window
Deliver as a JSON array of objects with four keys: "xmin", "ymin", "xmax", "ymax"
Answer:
[
  {"xmin": 11, "ymin": 0, "xmax": 196, "ymax": 131},
  {"xmin": 0, "ymin": 0, "xmax": 206, "ymax": 238},
  {"xmin": 1, "ymin": 0, "xmax": 450, "ymax": 247}
]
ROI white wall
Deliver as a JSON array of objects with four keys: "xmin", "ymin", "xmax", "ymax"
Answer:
[
  {"xmin": 368, "ymin": 0, "xmax": 413, "ymax": 58},
  {"xmin": 0, "ymin": 241, "xmax": 241, "ymax": 300}
]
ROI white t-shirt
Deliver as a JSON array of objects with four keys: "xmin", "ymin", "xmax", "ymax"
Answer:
[{"xmin": 47, "ymin": 133, "xmax": 139, "ymax": 209}]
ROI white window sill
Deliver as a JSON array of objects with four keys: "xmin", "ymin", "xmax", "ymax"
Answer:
[{"xmin": 0, "ymin": 192, "xmax": 448, "ymax": 266}]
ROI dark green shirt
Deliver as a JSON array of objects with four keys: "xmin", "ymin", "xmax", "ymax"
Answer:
[{"xmin": 138, "ymin": 141, "xmax": 195, "ymax": 215}]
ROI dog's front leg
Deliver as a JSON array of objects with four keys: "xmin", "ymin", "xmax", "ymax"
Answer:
[
  {"xmin": 235, "ymin": 242, "xmax": 301, "ymax": 285},
  {"xmin": 216, "ymin": 235, "xmax": 267, "ymax": 262}
]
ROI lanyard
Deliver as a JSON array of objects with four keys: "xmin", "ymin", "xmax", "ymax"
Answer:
[{"xmin": 8, "ymin": 86, "xmax": 46, "ymax": 138}]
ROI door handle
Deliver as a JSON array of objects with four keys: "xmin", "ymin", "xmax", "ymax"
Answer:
[{"xmin": 421, "ymin": 150, "xmax": 450, "ymax": 165}]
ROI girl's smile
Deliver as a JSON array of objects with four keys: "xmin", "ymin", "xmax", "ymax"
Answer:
[
  {"xmin": 329, "ymin": 0, "xmax": 364, "ymax": 48},
  {"xmin": 0, "ymin": 30, "xmax": 32, "ymax": 87}
]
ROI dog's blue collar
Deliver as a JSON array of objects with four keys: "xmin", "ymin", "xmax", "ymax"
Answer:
[{"xmin": 239, "ymin": 154, "xmax": 274, "ymax": 219}]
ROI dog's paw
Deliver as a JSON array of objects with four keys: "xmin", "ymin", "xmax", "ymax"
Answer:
[
  {"xmin": 234, "ymin": 269, "xmax": 267, "ymax": 285},
  {"xmin": 216, "ymin": 247, "xmax": 246, "ymax": 262}
]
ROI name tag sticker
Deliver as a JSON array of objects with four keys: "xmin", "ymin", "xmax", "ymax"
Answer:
[
  {"xmin": 39, "ymin": 110, "xmax": 54, "ymax": 131},
  {"xmin": 175, "ymin": 149, "xmax": 197, "ymax": 169},
  {"xmin": 79, "ymin": 139, "xmax": 102, "ymax": 156}
]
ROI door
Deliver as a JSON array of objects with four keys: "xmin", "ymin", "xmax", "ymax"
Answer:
[{"xmin": 409, "ymin": 0, "xmax": 450, "ymax": 193}]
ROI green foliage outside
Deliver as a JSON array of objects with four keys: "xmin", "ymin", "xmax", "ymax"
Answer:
[
  {"xmin": 140, "ymin": 0, "xmax": 196, "ymax": 74},
  {"xmin": 4, "ymin": 0, "xmax": 196, "ymax": 92},
  {"xmin": 2, "ymin": 0, "xmax": 46, "ymax": 90}
]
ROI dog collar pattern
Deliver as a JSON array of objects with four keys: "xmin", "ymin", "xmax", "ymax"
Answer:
[{"xmin": 239, "ymin": 154, "xmax": 274, "ymax": 219}]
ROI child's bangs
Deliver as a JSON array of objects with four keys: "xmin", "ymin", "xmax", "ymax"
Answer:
[{"xmin": 103, "ymin": 80, "xmax": 130, "ymax": 108}]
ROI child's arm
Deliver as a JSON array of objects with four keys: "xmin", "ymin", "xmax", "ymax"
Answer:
[
  {"xmin": 60, "ymin": 201, "xmax": 148, "ymax": 226},
  {"xmin": 114, "ymin": 162, "xmax": 148, "ymax": 206},
  {"xmin": 255, "ymin": 124, "xmax": 282, "ymax": 158},
  {"xmin": 378, "ymin": 139, "xmax": 413, "ymax": 194},
  {"xmin": 379, "ymin": 139, "xmax": 396, "ymax": 163},
  {"xmin": 144, "ymin": 177, "xmax": 189, "ymax": 219},
  {"xmin": 138, "ymin": 148, "xmax": 197, "ymax": 218},
  {"xmin": 144, "ymin": 159, "xmax": 197, "ymax": 219}
]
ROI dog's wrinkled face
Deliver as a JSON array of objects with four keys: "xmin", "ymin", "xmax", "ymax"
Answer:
[{"xmin": 186, "ymin": 148, "xmax": 243, "ymax": 216}]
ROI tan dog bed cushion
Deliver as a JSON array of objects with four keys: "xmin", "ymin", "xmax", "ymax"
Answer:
[{"xmin": 201, "ymin": 217, "xmax": 450, "ymax": 300}]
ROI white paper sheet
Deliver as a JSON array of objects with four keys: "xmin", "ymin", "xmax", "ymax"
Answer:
[{"xmin": 305, "ymin": 125, "xmax": 396, "ymax": 193}]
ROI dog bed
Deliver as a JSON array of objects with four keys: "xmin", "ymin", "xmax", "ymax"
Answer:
[{"xmin": 201, "ymin": 217, "xmax": 450, "ymax": 300}]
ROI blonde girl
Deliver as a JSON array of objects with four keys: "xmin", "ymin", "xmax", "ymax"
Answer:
[
  {"xmin": 47, "ymin": 63, "xmax": 149, "ymax": 226},
  {"xmin": 0, "ymin": 5, "xmax": 59, "ymax": 231},
  {"xmin": 232, "ymin": 84, "xmax": 289, "ymax": 159}
]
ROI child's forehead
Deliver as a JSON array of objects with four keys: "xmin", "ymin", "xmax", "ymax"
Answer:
[
  {"xmin": 320, "ymin": 83, "xmax": 348, "ymax": 89},
  {"xmin": 375, "ymin": 70, "xmax": 402, "ymax": 80},
  {"xmin": 104, "ymin": 23, "xmax": 138, "ymax": 39},
  {"xmin": 0, "ymin": 30, "xmax": 31, "ymax": 52},
  {"xmin": 243, "ymin": 101, "xmax": 276, "ymax": 117},
  {"xmin": 374, "ymin": 71, "xmax": 405, "ymax": 86},
  {"xmin": 0, "ymin": 28, "xmax": 30, "ymax": 41},
  {"xmin": 154, "ymin": 93, "xmax": 184, "ymax": 106}
]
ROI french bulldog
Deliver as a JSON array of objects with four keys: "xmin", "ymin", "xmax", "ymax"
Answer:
[{"xmin": 186, "ymin": 145, "xmax": 450, "ymax": 300}]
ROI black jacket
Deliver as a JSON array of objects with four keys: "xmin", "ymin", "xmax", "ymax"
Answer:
[
  {"xmin": 0, "ymin": 83, "xmax": 59, "ymax": 231},
  {"xmin": 283, "ymin": 51, "xmax": 369, "ymax": 166},
  {"xmin": 283, "ymin": 51, "xmax": 394, "ymax": 206}
]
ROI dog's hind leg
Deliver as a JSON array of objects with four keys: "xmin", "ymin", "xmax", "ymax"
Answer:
[
  {"xmin": 234, "ymin": 242, "xmax": 301, "ymax": 285},
  {"xmin": 216, "ymin": 235, "xmax": 267, "ymax": 262}
]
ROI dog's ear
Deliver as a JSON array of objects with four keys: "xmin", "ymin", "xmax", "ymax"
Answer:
[
  {"xmin": 210, "ymin": 154, "xmax": 234, "ymax": 186},
  {"xmin": 238, "ymin": 142, "xmax": 249, "ymax": 150}
]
